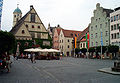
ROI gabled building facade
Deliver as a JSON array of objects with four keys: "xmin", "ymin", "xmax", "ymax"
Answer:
[
  {"xmin": 89, "ymin": 3, "xmax": 113, "ymax": 47},
  {"xmin": 110, "ymin": 7, "xmax": 120, "ymax": 48},
  {"xmin": 53, "ymin": 28, "xmax": 61, "ymax": 50},
  {"xmin": 10, "ymin": 5, "xmax": 52, "ymax": 49},
  {"xmin": 47, "ymin": 24, "xmax": 62, "ymax": 38},
  {"xmin": 77, "ymin": 27, "xmax": 89, "ymax": 49},
  {"xmin": 59, "ymin": 29, "xmax": 81, "ymax": 56}
]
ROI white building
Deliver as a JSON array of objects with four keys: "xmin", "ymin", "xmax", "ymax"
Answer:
[
  {"xmin": 110, "ymin": 7, "xmax": 120, "ymax": 48},
  {"xmin": 59, "ymin": 29, "xmax": 81, "ymax": 56}
]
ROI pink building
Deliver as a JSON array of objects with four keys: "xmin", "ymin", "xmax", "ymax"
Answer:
[{"xmin": 53, "ymin": 28, "xmax": 61, "ymax": 50}]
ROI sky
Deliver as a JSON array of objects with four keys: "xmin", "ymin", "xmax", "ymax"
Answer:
[{"xmin": 1, "ymin": 0, "xmax": 120, "ymax": 31}]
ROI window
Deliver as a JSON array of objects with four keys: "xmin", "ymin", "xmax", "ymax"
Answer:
[
  {"xmin": 96, "ymin": 42, "xmax": 98, "ymax": 46},
  {"xmin": 68, "ymin": 39, "xmax": 69, "ymax": 42},
  {"xmin": 99, "ymin": 18, "xmax": 100, "ymax": 20},
  {"xmin": 106, "ymin": 40, "xmax": 108, "ymax": 46},
  {"xmin": 117, "ymin": 24, "xmax": 119, "ymax": 29},
  {"xmin": 75, "ymin": 34, "xmax": 77, "ymax": 37},
  {"xmin": 91, "ymin": 26, "xmax": 93, "ymax": 31},
  {"xmin": 81, "ymin": 44, "xmax": 82, "ymax": 48},
  {"xmin": 32, "ymin": 25, "xmax": 34, "ymax": 28},
  {"xmin": 62, "ymin": 40, "xmax": 63, "ymax": 43},
  {"xmin": 91, "ymin": 34, "xmax": 93, "ymax": 39},
  {"xmin": 14, "ymin": 15, "xmax": 16, "ymax": 18},
  {"xmin": 83, "ymin": 43, "xmax": 85, "ymax": 48},
  {"xmin": 22, "ymin": 30, "xmax": 25, "ymax": 34},
  {"xmin": 111, "ymin": 25, "xmax": 113, "ymax": 31},
  {"xmin": 111, "ymin": 34, "xmax": 113, "ymax": 39},
  {"xmin": 105, "ymin": 22, "xmax": 107, "ymax": 27},
  {"xmin": 116, "ymin": 15, "xmax": 119, "ymax": 21},
  {"xmin": 105, "ymin": 31, "xmax": 108, "ymax": 36},
  {"xmin": 31, "ymin": 13, "xmax": 35, "ymax": 22},
  {"xmin": 26, "ymin": 24, "xmax": 28, "ymax": 28},
  {"xmin": 114, "ymin": 24, "xmax": 116, "ymax": 30},
  {"xmin": 71, "ymin": 33, "xmax": 73, "ymax": 37},
  {"xmin": 60, "ymin": 40, "xmax": 61, "ymax": 43},
  {"xmin": 117, "ymin": 33, "xmax": 119, "ymax": 39},
  {"xmin": 92, "ymin": 42, "xmax": 93, "ymax": 46},
  {"xmin": 111, "ymin": 17, "xmax": 113, "ymax": 22},
  {"xmin": 95, "ymin": 33, "xmax": 97, "ymax": 38},
  {"xmin": 114, "ymin": 33, "xmax": 116, "ymax": 39},
  {"xmin": 95, "ymin": 25, "xmax": 97, "ymax": 29},
  {"xmin": 68, "ymin": 45, "xmax": 69, "ymax": 48},
  {"xmin": 38, "ymin": 26, "xmax": 40, "ymax": 29},
  {"xmin": 114, "ymin": 16, "xmax": 116, "ymax": 21}
]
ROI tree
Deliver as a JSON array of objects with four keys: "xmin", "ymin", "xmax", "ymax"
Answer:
[
  {"xmin": 81, "ymin": 48, "xmax": 87, "ymax": 54},
  {"xmin": 0, "ymin": 31, "xmax": 16, "ymax": 54},
  {"xmin": 88, "ymin": 47, "xmax": 95, "ymax": 53},
  {"xmin": 75, "ymin": 48, "xmax": 81, "ymax": 55},
  {"xmin": 108, "ymin": 45, "xmax": 119, "ymax": 53}
]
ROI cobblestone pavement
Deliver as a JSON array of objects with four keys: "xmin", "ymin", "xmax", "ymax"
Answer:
[{"xmin": 0, "ymin": 57, "xmax": 120, "ymax": 83}]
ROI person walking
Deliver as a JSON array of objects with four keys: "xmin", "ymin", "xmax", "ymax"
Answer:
[
  {"xmin": 28, "ymin": 53, "xmax": 31, "ymax": 61},
  {"xmin": 16, "ymin": 52, "xmax": 19, "ymax": 60},
  {"xmin": 5, "ymin": 54, "xmax": 10, "ymax": 73},
  {"xmin": 32, "ymin": 53, "xmax": 36, "ymax": 63},
  {"xmin": 30, "ymin": 52, "xmax": 33, "ymax": 63}
]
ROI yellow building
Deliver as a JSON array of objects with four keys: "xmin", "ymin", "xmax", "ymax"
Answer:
[{"xmin": 10, "ymin": 5, "xmax": 52, "ymax": 50}]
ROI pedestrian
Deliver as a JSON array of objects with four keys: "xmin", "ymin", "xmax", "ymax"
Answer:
[
  {"xmin": 28, "ymin": 53, "xmax": 31, "ymax": 61},
  {"xmin": 2, "ymin": 52, "xmax": 10, "ymax": 73},
  {"xmin": 16, "ymin": 52, "xmax": 19, "ymax": 60},
  {"xmin": 32, "ymin": 53, "xmax": 36, "ymax": 63},
  {"xmin": 5, "ymin": 54, "xmax": 11, "ymax": 73},
  {"xmin": 30, "ymin": 52, "xmax": 33, "ymax": 63}
]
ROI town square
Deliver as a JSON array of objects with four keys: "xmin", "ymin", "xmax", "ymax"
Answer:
[{"xmin": 0, "ymin": 0, "xmax": 120, "ymax": 83}]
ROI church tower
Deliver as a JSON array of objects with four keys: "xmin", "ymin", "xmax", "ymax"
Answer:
[{"xmin": 13, "ymin": 5, "xmax": 22, "ymax": 27}]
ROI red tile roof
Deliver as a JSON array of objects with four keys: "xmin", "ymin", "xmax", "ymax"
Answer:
[
  {"xmin": 62, "ymin": 29, "xmax": 81, "ymax": 38},
  {"xmin": 81, "ymin": 38, "xmax": 86, "ymax": 42},
  {"xmin": 56, "ymin": 28, "xmax": 62, "ymax": 36},
  {"xmin": 78, "ymin": 27, "xmax": 89, "ymax": 41}
]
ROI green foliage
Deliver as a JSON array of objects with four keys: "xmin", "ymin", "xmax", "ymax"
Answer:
[
  {"xmin": 91, "ymin": 46, "xmax": 107, "ymax": 54},
  {"xmin": 88, "ymin": 47, "xmax": 95, "ymax": 53},
  {"xmin": 108, "ymin": 45, "xmax": 119, "ymax": 53},
  {"xmin": 17, "ymin": 40, "xmax": 33, "ymax": 54},
  {"xmin": 34, "ymin": 38, "xmax": 52, "ymax": 49},
  {"xmin": 75, "ymin": 48, "xmax": 81, "ymax": 54},
  {"xmin": 88, "ymin": 45, "xmax": 119, "ymax": 54},
  {"xmin": 16, "ymin": 38, "xmax": 52, "ymax": 54},
  {"xmin": 0, "ymin": 31, "xmax": 16, "ymax": 54},
  {"xmin": 81, "ymin": 48, "xmax": 87, "ymax": 54}
]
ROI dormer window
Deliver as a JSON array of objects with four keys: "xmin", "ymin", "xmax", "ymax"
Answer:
[{"xmin": 31, "ymin": 13, "xmax": 35, "ymax": 22}]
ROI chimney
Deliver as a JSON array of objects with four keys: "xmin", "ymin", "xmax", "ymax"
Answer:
[
  {"xmin": 57, "ymin": 24, "xmax": 60, "ymax": 27},
  {"xmin": 30, "ymin": 5, "xmax": 33, "ymax": 10}
]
